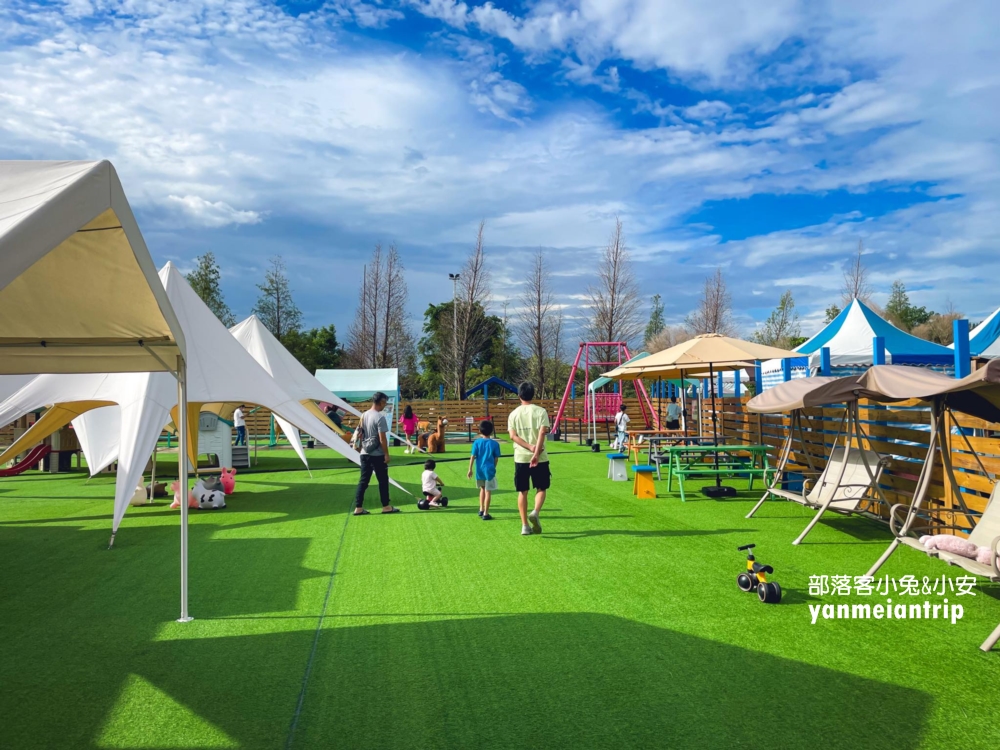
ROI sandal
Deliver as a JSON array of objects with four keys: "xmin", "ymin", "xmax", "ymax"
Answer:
[
  {"xmin": 382, "ymin": 506, "xmax": 401, "ymax": 514},
  {"xmin": 353, "ymin": 509, "xmax": 370, "ymax": 516}
]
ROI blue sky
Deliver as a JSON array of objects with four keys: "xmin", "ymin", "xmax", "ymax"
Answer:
[{"xmin": 2, "ymin": 0, "xmax": 998, "ymax": 341}]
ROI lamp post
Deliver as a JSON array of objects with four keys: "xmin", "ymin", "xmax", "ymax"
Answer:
[{"xmin": 449, "ymin": 272, "xmax": 460, "ymax": 399}]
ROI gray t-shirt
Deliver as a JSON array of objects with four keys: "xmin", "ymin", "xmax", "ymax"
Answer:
[{"xmin": 359, "ymin": 408, "xmax": 389, "ymax": 456}]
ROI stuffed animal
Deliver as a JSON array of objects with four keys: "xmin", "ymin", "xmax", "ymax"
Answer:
[
  {"xmin": 130, "ymin": 483, "xmax": 148, "ymax": 506},
  {"xmin": 920, "ymin": 534, "xmax": 995, "ymax": 565},
  {"xmin": 220, "ymin": 467, "xmax": 237, "ymax": 495},
  {"xmin": 145, "ymin": 481, "xmax": 167, "ymax": 499}
]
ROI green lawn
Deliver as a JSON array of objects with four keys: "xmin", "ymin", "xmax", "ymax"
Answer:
[{"xmin": 1, "ymin": 440, "xmax": 998, "ymax": 749}]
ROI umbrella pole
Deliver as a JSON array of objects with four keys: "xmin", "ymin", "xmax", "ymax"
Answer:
[
  {"xmin": 702, "ymin": 362, "xmax": 736, "ymax": 498},
  {"xmin": 177, "ymin": 355, "xmax": 193, "ymax": 623}
]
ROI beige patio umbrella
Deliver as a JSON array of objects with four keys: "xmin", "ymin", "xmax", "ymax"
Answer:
[{"xmin": 608, "ymin": 334, "xmax": 799, "ymax": 497}]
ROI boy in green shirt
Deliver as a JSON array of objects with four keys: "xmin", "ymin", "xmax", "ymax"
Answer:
[{"xmin": 507, "ymin": 381, "xmax": 550, "ymax": 536}]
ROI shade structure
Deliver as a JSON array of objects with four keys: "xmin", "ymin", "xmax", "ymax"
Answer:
[
  {"xmin": 962, "ymin": 307, "xmax": 1000, "ymax": 359},
  {"xmin": 858, "ymin": 361, "xmax": 1000, "ymax": 425},
  {"xmin": 0, "ymin": 161, "xmax": 185, "ymax": 373},
  {"xmin": 614, "ymin": 334, "xmax": 797, "ymax": 378},
  {"xmin": 0, "ymin": 159, "xmax": 191, "ymax": 622},
  {"xmin": 747, "ymin": 375, "xmax": 863, "ymax": 413},
  {"xmin": 314, "ymin": 368, "xmax": 399, "ymax": 402},
  {"xmin": 761, "ymin": 299, "xmax": 954, "ymax": 388},
  {"xmin": 0, "ymin": 263, "xmax": 408, "ymax": 539},
  {"xmin": 229, "ymin": 314, "xmax": 362, "ymax": 433}
]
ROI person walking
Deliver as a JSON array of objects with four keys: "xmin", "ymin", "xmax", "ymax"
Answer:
[
  {"xmin": 665, "ymin": 397, "xmax": 683, "ymax": 431},
  {"xmin": 467, "ymin": 419, "xmax": 501, "ymax": 520},
  {"xmin": 507, "ymin": 381, "xmax": 550, "ymax": 536},
  {"xmin": 233, "ymin": 404, "xmax": 247, "ymax": 446},
  {"xmin": 399, "ymin": 404, "xmax": 420, "ymax": 454},
  {"xmin": 613, "ymin": 403, "xmax": 630, "ymax": 450},
  {"xmin": 352, "ymin": 392, "xmax": 399, "ymax": 515}
]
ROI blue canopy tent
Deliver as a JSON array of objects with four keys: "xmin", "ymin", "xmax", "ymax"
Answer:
[
  {"xmin": 963, "ymin": 307, "xmax": 1000, "ymax": 359},
  {"xmin": 464, "ymin": 376, "xmax": 518, "ymax": 415},
  {"xmin": 761, "ymin": 299, "xmax": 954, "ymax": 390}
]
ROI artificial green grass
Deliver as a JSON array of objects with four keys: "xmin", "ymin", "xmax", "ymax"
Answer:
[{"xmin": 1, "ymin": 440, "xmax": 998, "ymax": 749}]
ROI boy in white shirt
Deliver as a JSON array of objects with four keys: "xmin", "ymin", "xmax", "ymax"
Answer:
[{"xmin": 420, "ymin": 459, "xmax": 448, "ymax": 509}]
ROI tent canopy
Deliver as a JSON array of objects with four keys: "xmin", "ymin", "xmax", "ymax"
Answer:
[
  {"xmin": 964, "ymin": 307, "xmax": 1000, "ymax": 359},
  {"xmin": 748, "ymin": 375, "xmax": 862, "ymax": 413},
  {"xmin": 589, "ymin": 352, "xmax": 650, "ymax": 391},
  {"xmin": 0, "ymin": 160, "xmax": 184, "ymax": 374},
  {"xmin": 229, "ymin": 315, "xmax": 361, "ymax": 419},
  {"xmin": 795, "ymin": 299, "xmax": 952, "ymax": 368},
  {"xmin": 858, "ymin": 361, "xmax": 1000, "ymax": 424},
  {"xmin": 314, "ymin": 368, "xmax": 398, "ymax": 402},
  {"xmin": 611, "ymin": 334, "xmax": 795, "ymax": 380}
]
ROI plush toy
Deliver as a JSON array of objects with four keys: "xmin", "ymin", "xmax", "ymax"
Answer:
[
  {"xmin": 145, "ymin": 481, "xmax": 167, "ymax": 499},
  {"xmin": 920, "ymin": 534, "xmax": 995, "ymax": 565},
  {"xmin": 220, "ymin": 467, "xmax": 237, "ymax": 495}
]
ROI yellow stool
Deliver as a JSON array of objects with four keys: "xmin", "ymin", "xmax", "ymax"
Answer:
[{"xmin": 632, "ymin": 465, "xmax": 656, "ymax": 499}]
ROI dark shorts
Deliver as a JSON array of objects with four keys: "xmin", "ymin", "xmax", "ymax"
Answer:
[
  {"xmin": 666, "ymin": 419, "xmax": 680, "ymax": 430},
  {"xmin": 514, "ymin": 461, "xmax": 551, "ymax": 493}
]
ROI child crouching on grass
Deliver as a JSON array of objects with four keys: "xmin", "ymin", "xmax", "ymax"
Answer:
[
  {"xmin": 467, "ymin": 419, "xmax": 501, "ymax": 521},
  {"xmin": 420, "ymin": 459, "xmax": 448, "ymax": 508}
]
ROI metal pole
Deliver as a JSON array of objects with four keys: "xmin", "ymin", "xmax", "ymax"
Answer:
[
  {"xmin": 177, "ymin": 355, "xmax": 192, "ymax": 623},
  {"xmin": 451, "ymin": 274, "xmax": 460, "ymax": 400}
]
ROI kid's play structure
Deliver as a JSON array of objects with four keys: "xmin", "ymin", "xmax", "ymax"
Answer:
[
  {"xmin": 0, "ymin": 444, "xmax": 51, "ymax": 477},
  {"xmin": 552, "ymin": 342, "xmax": 658, "ymax": 437}
]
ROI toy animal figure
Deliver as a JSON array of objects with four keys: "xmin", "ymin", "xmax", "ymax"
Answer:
[
  {"xmin": 220, "ymin": 467, "xmax": 237, "ymax": 495},
  {"xmin": 169, "ymin": 480, "xmax": 198, "ymax": 509},
  {"xmin": 425, "ymin": 417, "xmax": 448, "ymax": 454},
  {"xmin": 169, "ymin": 478, "xmax": 227, "ymax": 510}
]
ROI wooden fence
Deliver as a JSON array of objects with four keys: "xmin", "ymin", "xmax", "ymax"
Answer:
[{"xmin": 700, "ymin": 395, "xmax": 999, "ymax": 533}]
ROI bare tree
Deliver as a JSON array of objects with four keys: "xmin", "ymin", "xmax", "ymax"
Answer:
[
  {"xmin": 842, "ymin": 240, "xmax": 874, "ymax": 306},
  {"xmin": 547, "ymin": 304, "xmax": 566, "ymax": 399},
  {"xmin": 442, "ymin": 221, "xmax": 492, "ymax": 398},
  {"xmin": 517, "ymin": 249, "xmax": 556, "ymax": 398},
  {"xmin": 912, "ymin": 301, "xmax": 964, "ymax": 345},
  {"xmin": 586, "ymin": 217, "xmax": 644, "ymax": 347},
  {"xmin": 685, "ymin": 267, "xmax": 737, "ymax": 336},
  {"xmin": 347, "ymin": 243, "xmax": 414, "ymax": 369},
  {"xmin": 645, "ymin": 324, "xmax": 687, "ymax": 353}
]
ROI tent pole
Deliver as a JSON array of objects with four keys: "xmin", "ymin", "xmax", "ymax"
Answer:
[
  {"xmin": 177, "ymin": 355, "xmax": 193, "ymax": 623},
  {"xmin": 150, "ymin": 441, "xmax": 157, "ymax": 505}
]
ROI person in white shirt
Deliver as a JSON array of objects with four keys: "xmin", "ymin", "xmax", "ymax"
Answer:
[
  {"xmin": 613, "ymin": 403, "xmax": 631, "ymax": 450},
  {"xmin": 420, "ymin": 459, "xmax": 447, "ymax": 508},
  {"xmin": 666, "ymin": 397, "xmax": 683, "ymax": 431},
  {"xmin": 233, "ymin": 404, "xmax": 247, "ymax": 446}
]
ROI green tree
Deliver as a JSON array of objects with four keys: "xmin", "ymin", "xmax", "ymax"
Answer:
[
  {"xmin": 752, "ymin": 290, "xmax": 801, "ymax": 349},
  {"xmin": 824, "ymin": 304, "xmax": 842, "ymax": 324},
  {"xmin": 283, "ymin": 325, "xmax": 341, "ymax": 373},
  {"xmin": 644, "ymin": 294, "xmax": 666, "ymax": 349},
  {"xmin": 186, "ymin": 252, "xmax": 235, "ymax": 326},
  {"xmin": 884, "ymin": 280, "xmax": 933, "ymax": 331},
  {"xmin": 252, "ymin": 256, "xmax": 302, "ymax": 341}
]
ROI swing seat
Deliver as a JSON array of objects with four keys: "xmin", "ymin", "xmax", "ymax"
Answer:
[{"xmin": 747, "ymin": 446, "xmax": 886, "ymax": 545}]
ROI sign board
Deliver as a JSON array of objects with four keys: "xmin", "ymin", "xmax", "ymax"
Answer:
[{"xmin": 465, "ymin": 416, "xmax": 474, "ymax": 424}]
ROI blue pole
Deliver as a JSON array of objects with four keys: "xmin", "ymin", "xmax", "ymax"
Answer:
[
  {"xmin": 734, "ymin": 372, "xmax": 742, "ymax": 398},
  {"xmin": 754, "ymin": 361, "xmax": 762, "ymax": 393},
  {"xmin": 820, "ymin": 347, "xmax": 832, "ymax": 376},
  {"xmin": 483, "ymin": 384, "xmax": 488, "ymax": 400},
  {"xmin": 953, "ymin": 319, "xmax": 971, "ymax": 378},
  {"xmin": 873, "ymin": 336, "xmax": 886, "ymax": 366},
  {"xmin": 782, "ymin": 358, "xmax": 792, "ymax": 382},
  {"xmin": 439, "ymin": 384, "xmax": 444, "ymax": 401},
  {"xmin": 702, "ymin": 379, "xmax": 709, "ymax": 399},
  {"xmin": 571, "ymin": 382, "xmax": 576, "ymax": 400},
  {"xmin": 717, "ymin": 371, "xmax": 724, "ymax": 397}
]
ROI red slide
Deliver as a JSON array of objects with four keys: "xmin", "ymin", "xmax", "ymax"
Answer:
[{"xmin": 0, "ymin": 444, "xmax": 52, "ymax": 477}]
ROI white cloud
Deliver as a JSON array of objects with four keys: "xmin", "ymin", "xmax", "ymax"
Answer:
[{"xmin": 165, "ymin": 195, "xmax": 262, "ymax": 227}]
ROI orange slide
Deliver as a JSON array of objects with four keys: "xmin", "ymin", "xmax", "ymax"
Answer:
[{"xmin": 0, "ymin": 444, "xmax": 52, "ymax": 477}]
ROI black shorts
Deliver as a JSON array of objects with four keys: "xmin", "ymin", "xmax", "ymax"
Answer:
[
  {"xmin": 666, "ymin": 419, "xmax": 680, "ymax": 430},
  {"xmin": 514, "ymin": 461, "xmax": 551, "ymax": 492}
]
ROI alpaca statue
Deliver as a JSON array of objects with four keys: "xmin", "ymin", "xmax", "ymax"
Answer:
[{"xmin": 426, "ymin": 417, "xmax": 448, "ymax": 454}]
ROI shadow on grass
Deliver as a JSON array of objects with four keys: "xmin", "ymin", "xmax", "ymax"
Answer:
[{"xmin": 545, "ymin": 527, "xmax": 756, "ymax": 540}]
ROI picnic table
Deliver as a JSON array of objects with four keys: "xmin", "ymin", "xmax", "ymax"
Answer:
[
  {"xmin": 662, "ymin": 444, "xmax": 772, "ymax": 502},
  {"xmin": 626, "ymin": 429, "xmax": 686, "ymax": 464},
  {"xmin": 645, "ymin": 435, "xmax": 726, "ymax": 476}
]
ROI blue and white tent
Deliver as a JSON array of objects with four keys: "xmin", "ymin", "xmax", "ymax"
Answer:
[
  {"xmin": 762, "ymin": 299, "xmax": 953, "ymax": 389},
  {"xmin": 964, "ymin": 307, "xmax": 1000, "ymax": 358}
]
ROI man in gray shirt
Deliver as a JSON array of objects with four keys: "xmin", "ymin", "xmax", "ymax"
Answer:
[{"xmin": 353, "ymin": 392, "xmax": 400, "ymax": 515}]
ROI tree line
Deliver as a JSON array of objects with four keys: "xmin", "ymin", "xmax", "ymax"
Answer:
[{"xmin": 187, "ymin": 229, "xmax": 970, "ymax": 402}]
